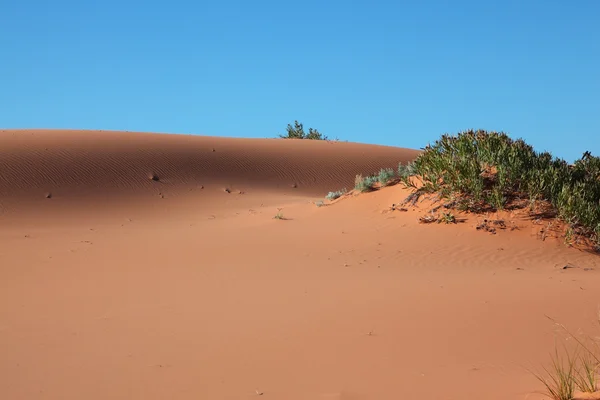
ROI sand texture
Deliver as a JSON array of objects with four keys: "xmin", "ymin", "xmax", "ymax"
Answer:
[{"xmin": 1, "ymin": 129, "xmax": 599, "ymax": 399}]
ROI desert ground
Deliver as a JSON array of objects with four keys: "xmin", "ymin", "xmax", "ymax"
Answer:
[{"xmin": 1, "ymin": 129, "xmax": 599, "ymax": 400}]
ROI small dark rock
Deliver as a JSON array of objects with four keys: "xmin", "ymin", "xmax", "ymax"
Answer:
[{"xmin": 45, "ymin": 192, "xmax": 52, "ymax": 199}]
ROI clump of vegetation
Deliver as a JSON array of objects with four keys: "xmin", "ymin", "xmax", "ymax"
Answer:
[
  {"xmin": 355, "ymin": 174, "xmax": 378, "ymax": 192},
  {"xmin": 574, "ymin": 351, "xmax": 598, "ymax": 393},
  {"xmin": 377, "ymin": 168, "xmax": 395, "ymax": 187},
  {"xmin": 279, "ymin": 120, "xmax": 327, "ymax": 140},
  {"xmin": 532, "ymin": 346, "xmax": 578, "ymax": 400},
  {"xmin": 273, "ymin": 208, "xmax": 285, "ymax": 220},
  {"xmin": 353, "ymin": 169, "xmax": 397, "ymax": 193},
  {"xmin": 403, "ymin": 130, "xmax": 600, "ymax": 247},
  {"xmin": 532, "ymin": 316, "xmax": 600, "ymax": 400},
  {"xmin": 397, "ymin": 161, "xmax": 415, "ymax": 183},
  {"xmin": 397, "ymin": 162, "xmax": 412, "ymax": 176},
  {"xmin": 326, "ymin": 188, "xmax": 347, "ymax": 201},
  {"xmin": 439, "ymin": 212, "xmax": 456, "ymax": 224}
]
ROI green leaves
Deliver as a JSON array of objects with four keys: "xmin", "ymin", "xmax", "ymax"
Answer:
[
  {"xmin": 407, "ymin": 129, "xmax": 600, "ymax": 246},
  {"xmin": 377, "ymin": 168, "xmax": 395, "ymax": 187},
  {"xmin": 354, "ymin": 174, "xmax": 378, "ymax": 192},
  {"xmin": 326, "ymin": 189, "xmax": 347, "ymax": 200},
  {"xmin": 279, "ymin": 120, "xmax": 328, "ymax": 140}
]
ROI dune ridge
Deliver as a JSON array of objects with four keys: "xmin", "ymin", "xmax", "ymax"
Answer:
[{"xmin": 0, "ymin": 129, "xmax": 417, "ymax": 204}]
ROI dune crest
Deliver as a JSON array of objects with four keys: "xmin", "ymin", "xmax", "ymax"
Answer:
[{"xmin": 0, "ymin": 129, "xmax": 417, "ymax": 209}]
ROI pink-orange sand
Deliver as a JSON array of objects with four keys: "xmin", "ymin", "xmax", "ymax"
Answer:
[{"xmin": 1, "ymin": 129, "xmax": 599, "ymax": 399}]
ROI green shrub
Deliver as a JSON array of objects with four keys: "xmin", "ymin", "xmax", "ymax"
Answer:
[
  {"xmin": 531, "ymin": 346, "xmax": 577, "ymax": 400},
  {"xmin": 377, "ymin": 168, "xmax": 395, "ymax": 187},
  {"xmin": 279, "ymin": 120, "xmax": 328, "ymax": 140},
  {"xmin": 398, "ymin": 161, "xmax": 417, "ymax": 188},
  {"xmin": 355, "ymin": 174, "xmax": 377, "ymax": 192},
  {"xmin": 397, "ymin": 161, "xmax": 414, "ymax": 178},
  {"xmin": 438, "ymin": 212, "xmax": 456, "ymax": 224},
  {"xmin": 405, "ymin": 130, "xmax": 600, "ymax": 246},
  {"xmin": 326, "ymin": 189, "xmax": 347, "ymax": 200},
  {"xmin": 532, "ymin": 317, "xmax": 600, "ymax": 400}
]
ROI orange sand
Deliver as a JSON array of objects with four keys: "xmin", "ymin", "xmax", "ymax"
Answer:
[{"xmin": 0, "ymin": 129, "xmax": 598, "ymax": 399}]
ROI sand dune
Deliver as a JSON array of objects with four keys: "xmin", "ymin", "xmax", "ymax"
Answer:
[
  {"xmin": 1, "ymin": 130, "xmax": 599, "ymax": 400},
  {"xmin": 0, "ymin": 129, "xmax": 417, "ymax": 218}
]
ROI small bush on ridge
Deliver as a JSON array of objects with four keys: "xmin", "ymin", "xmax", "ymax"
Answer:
[
  {"xmin": 326, "ymin": 189, "xmax": 347, "ymax": 200},
  {"xmin": 279, "ymin": 120, "xmax": 327, "ymax": 140}
]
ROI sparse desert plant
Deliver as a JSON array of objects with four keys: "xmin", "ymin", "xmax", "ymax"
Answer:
[
  {"xmin": 401, "ymin": 130, "xmax": 600, "ymax": 247},
  {"xmin": 355, "ymin": 174, "xmax": 377, "ymax": 192},
  {"xmin": 533, "ymin": 315, "xmax": 600, "ymax": 399},
  {"xmin": 326, "ymin": 188, "xmax": 347, "ymax": 201},
  {"xmin": 398, "ymin": 161, "xmax": 417, "ymax": 188},
  {"xmin": 377, "ymin": 168, "xmax": 395, "ymax": 187},
  {"xmin": 574, "ymin": 352, "xmax": 598, "ymax": 393},
  {"xmin": 564, "ymin": 226, "xmax": 575, "ymax": 246},
  {"xmin": 274, "ymin": 207, "xmax": 285, "ymax": 219},
  {"xmin": 279, "ymin": 120, "xmax": 328, "ymax": 140},
  {"xmin": 438, "ymin": 212, "xmax": 456, "ymax": 224},
  {"xmin": 532, "ymin": 346, "xmax": 578, "ymax": 400}
]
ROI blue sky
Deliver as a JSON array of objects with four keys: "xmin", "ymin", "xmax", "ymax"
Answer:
[{"xmin": 1, "ymin": 0, "xmax": 598, "ymax": 161}]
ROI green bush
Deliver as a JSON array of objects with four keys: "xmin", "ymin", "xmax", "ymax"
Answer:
[
  {"xmin": 279, "ymin": 120, "xmax": 328, "ymax": 140},
  {"xmin": 326, "ymin": 189, "xmax": 347, "ymax": 200},
  {"xmin": 397, "ymin": 161, "xmax": 415, "ymax": 178},
  {"xmin": 398, "ymin": 161, "xmax": 417, "ymax": 188},
  {"xmin": 377, "ymin": 168, "xmax": 395, "ymax": 187},
  {"xmin": 406, "ymin": 130, "xmax": 600, "ymax": 246},
  {"xmin": 355, "ymin": 174, "xmax": 377, "ymax": 192}
]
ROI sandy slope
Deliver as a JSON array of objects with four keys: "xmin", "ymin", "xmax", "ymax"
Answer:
[
  {"xmin": 1, "ymin": 130, "xmax": 599, "ymax": 400},
  {"xmin": 0, "ymin": 129, "xmax": 417, "ymax": 221}
]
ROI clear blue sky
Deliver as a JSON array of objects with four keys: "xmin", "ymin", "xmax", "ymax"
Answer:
[{"xmin": 1, "ymin": 0, "xmax": 598, "ymax": 161}]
